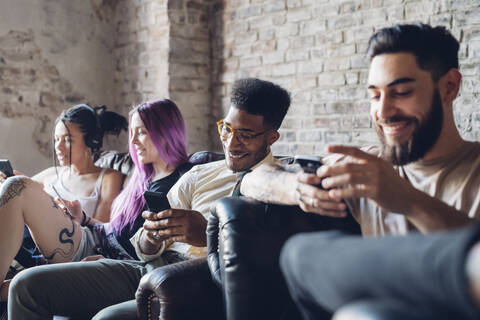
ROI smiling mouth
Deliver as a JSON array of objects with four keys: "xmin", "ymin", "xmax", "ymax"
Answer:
[
  {"xmin": 228, "ymin": 151, "xmax": 248, "ymax": 160},
  {"xmin": 382, "ymin": 121, "xmax": 414, "ymax": 138}
]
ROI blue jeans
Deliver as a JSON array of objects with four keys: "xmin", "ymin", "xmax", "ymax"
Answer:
[{"xmin": 280, "ymin": 225, "xmax": 480, "ymax": 320}]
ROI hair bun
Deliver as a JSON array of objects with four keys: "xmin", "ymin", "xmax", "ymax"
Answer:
[{"xmin": 94, "ymin": 105, "xmax": 107, "ymax": 116}]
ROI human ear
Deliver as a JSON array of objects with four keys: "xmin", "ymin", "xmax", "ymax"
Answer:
[
  {"xmin": 267, "ymin": 130, "xmax": 280, "ymax": 145},
  {"xmin": 438, "ymin": 68, "xmax": 462, "ymax": 104}
]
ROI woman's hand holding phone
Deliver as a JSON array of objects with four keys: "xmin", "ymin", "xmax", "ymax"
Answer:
[{"xmin": 55, "ymin": 198, "xmax": 83, "ymax": 222}]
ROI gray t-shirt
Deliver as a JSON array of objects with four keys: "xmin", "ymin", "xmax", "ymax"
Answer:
[{"xmin": 336, "ymin": 142, "xmax": 480, "ymax": 236}]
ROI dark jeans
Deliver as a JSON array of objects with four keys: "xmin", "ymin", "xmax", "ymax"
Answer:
[
  {"xmin": 8, "ymin": 259, "xmax": 146, "ymax": 320},
  {"xmin": 280, "ymin": 224, "xmax": 480, "ymax": 320}
]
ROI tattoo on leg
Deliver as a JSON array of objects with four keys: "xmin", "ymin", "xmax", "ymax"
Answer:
[
  {"xmin": 0, "ymin": 178, "xmax": 26, "ymax": 208},
  {"xmin": 44, "ymin": 219, "xmax": 76, "ymax": 261}
]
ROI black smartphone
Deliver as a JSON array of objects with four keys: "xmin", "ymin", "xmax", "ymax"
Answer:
[
  {"xmin": 143, "ymin": 191, "xmax": 171, "ymax": 213},
  {"xmin": 294, "ymin": 155, "xmax": 323, "ymax": 174},
  {"xmin": 0, "ymin": 159, "xmax": 14, "ymax": 178}
]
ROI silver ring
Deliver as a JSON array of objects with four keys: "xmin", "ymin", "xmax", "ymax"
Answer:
[
  {"xmin": 310, "ymin": 198, "xmax": 315, "ymax": 208},
  {"xmin": 153, "ymin": 231, "xmax": 161, "ymax": 240}
]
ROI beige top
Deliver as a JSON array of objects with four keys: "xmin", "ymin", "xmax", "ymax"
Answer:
[
  {"xmin": 131, "ymin": 152, "xmax": 281, "ymax": 261},
  {"xmin": 342, "ymin": 142, "xmax": 480, "ymax": 236}
]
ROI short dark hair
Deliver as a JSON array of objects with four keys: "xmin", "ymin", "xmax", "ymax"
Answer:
[
  {"xmin": 367, "ymin": 23, "xmax": 459, "ymax": 81},
  {"xmin": 230, "ymin": 78, "xmax": 291, "ymax": 130}
]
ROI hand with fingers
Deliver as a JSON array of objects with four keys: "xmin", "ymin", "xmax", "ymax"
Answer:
[
  {"xmin": 0, "ymin": 172, "xmax": 7, "ymax": 185},
  {"xmin": 142, "ymin": 209, "xmax": 208, "ymax": 247},
  {"xmin": 318, "ymin": 145, "xmax": 417, "ymax": 215},
  {"xmin": 0, "ymin": 169, "xmax": 25, "ymax": 182},
  {"xmin": 295, "ymin": 170, "xmax": 348, "ymax": 218},
  {"xmin": 55, "ymin": 198, "xmax": 83, "ymax": 222},
  {"xmin": 81, "ymin": 255, "xmax": 105, "ymax": 262}
]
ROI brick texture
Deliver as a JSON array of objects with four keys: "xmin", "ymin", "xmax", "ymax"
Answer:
[
  {"xmin": 211, "ymin": 0, "xmax": 480, "ymax": 155},
  {"xmin": 1, "ymin": 0, "xmax": 479, "ymax": 171}
]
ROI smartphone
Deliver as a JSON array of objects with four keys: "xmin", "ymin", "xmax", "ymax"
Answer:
[
  {"xmin": 0, "ymin": 159, "xmax": 14, "ymax": 178},
  {"xmin": 294, "ymin": 155, "xmax": 323, "ymax": 174},
  {"xmin": 144, "ymin": 191, "xmax": 171, "ymax": 213},
  {"xmin": 51, "ymin": 185, "xmax": 73, "ymax": 218}
]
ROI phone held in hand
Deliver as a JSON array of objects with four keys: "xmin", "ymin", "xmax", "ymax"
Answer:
[
  {"xmin": 0, "ymin": 159, "xmax": 14, "ymax": 178},
  {"xmin": 294, "ymin": 155, "xmax": 323, "ymax": 174},
  {"xmin": 51, "ymin": 185, "xmax": 74, "ymax": 218},
  {"xmin": 144, "ymin": 191, "xmax": 171, "ymax": 213}
]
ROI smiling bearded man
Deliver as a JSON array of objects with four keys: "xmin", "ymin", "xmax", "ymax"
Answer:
[{"xmin": 375, "ymin": 88, "xmax": 443, "ymax": 166}]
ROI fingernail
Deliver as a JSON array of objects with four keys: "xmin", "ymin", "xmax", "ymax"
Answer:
[{"xmin": 317, "ymin": 166, "xmax": 326, "ymax": 175}]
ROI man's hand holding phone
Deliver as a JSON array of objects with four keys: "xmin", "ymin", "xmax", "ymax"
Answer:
[{"xmin": 293, "ymin": 155, "xmax": 348, "ymax": 218}]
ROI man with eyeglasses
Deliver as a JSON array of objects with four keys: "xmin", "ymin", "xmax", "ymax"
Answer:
[{"xmin": 130, "ymin": 78, "xmax": 290, "ymax": 265}]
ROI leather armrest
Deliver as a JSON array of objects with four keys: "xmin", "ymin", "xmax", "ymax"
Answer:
[
  {"xmin": 207, "ymin": 196, "xmax": 361, "ymax": 320},
  {"xmin": 136, "ymin": 258, "xmax": 223, "ymax": 320}
]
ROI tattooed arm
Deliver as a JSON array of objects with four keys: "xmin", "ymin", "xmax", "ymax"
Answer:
[
  {"xmin": 241, "ymin": 163, "xmax": 349, "ymax": 218},
  {"xmin": 240, "ymin": 163, "xmax": 301, "ymax": 205}
]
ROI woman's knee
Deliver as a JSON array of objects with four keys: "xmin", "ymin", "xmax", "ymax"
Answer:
[{"xmin": 0, "ymin": 176, "xmax": 36, "ymax": 207}]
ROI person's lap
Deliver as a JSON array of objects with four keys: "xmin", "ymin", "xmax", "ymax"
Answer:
[
  {"xmin": 280, "ymin": 226, "xmax": 480, "ymax": 320},
  {"xmin": 8, "ymin": 258, "xmax": 146, "ymax": 319}
]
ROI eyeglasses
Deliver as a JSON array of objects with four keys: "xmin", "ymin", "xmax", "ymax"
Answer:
[{"xmin": 216, "ymin": 119, "xmax": 270, "ymax": 145}]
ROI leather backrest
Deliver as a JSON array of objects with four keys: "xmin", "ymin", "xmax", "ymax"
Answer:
[{"xmin": 96, "ymin": 150, "xmax": 295, "ymax": 177}]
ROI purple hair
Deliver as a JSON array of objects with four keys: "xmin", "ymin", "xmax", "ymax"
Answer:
[{"xmin": 110, "ymin": 99, "xmax": 189, "ymax": 234}]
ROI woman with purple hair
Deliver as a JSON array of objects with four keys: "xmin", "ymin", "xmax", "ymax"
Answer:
[{"xmin": 0, "ymin": 99, "xmax": 191, "ymax": 304}]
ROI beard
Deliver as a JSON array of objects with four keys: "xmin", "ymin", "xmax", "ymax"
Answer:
[{"xmin": 375, "ymin": 89, "xmax": 443, "ymax": 166}]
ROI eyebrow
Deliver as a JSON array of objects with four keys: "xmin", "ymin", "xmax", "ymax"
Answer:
[
  {"xmin": 368, "ymin": 77, "xmax": 416, "ymax": 89},
  {"xmin": 223, "ymin": 121, "xmax": 256, "ymax": 132}
]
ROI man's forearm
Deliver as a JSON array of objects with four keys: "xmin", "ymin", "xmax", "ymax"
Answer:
[
  {"xmin": 406, "ymin": 191, "xmax": 474, "ymax": 233},
  {"xmin": 241, "ymin": 163, "xmax": 300, "ymax": 205}
]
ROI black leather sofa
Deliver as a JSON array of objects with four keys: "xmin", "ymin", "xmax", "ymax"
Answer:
[{"xmin": 136, "ymin": 196, "xmax": 361, "ymax": 320}]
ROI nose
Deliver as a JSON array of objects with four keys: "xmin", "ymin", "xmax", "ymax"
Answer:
[
  {"xmin": 225, "ymin": 132, "xmax": 243, "ymax": 150},
  {"xmin": 375, "ymin": 94, "xmax": 396, "ymax": 120},
  {"xmin": 130, "ymin": 131, "xmax": 139, "ymax": 145},
  {"xmin": 55, "ymin": 139, "xmax": 65, "ymax": 153}
]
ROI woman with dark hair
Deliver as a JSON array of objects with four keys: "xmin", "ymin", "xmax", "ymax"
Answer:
[
  {"xmin": 0, "ymin": 100, "xmax": 191, "ymax": 307},
  {"xmin": 35, "ymin": 104, "xmax": 128, "ymax": 222}
]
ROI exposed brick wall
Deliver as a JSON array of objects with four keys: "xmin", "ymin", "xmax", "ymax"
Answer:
[
  {"xmin": 211, "ymin": 0, "xmax": 480, "ymax": 156},
  {"xmin": 0, "ymin": 0, "xmax": 117, "ymax": 174},
  {"xmin": 2, "ymin": 0, "xmax": 479, "ymax": 173},
  {"xmin": 112, "ymin": 0, "xmax": 170, "ymax": 116},
  {"xmin": 0, "ymin": 30, "xmax": 85, "ymax": 156},
  {"xmin": 168, "ymin": 0, "xmax": 216, "ymax": 152},
  {"xmin": 112, "ymin": 0, "xmax": 218, "ymax": 153}
]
